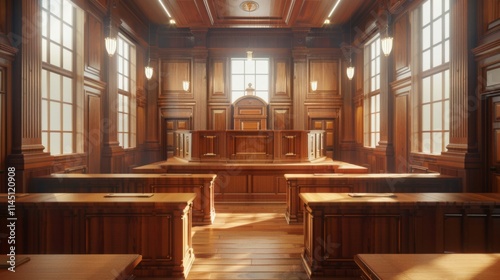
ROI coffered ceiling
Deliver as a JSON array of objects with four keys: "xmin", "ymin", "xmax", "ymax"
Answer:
[{"xmin": 130, "ymin": 0, "xmax": 372, "ymax": 29}]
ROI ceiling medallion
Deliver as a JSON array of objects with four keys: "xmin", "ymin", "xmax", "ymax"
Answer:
[{"xmin": 240, "ymin": 1, "xmax": 259, "ymax": 13}]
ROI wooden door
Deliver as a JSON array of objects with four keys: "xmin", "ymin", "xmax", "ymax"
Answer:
[
  {"xmin": 162, "ymin": 118, "xmax": 191, "ymax": 159},
  {"xmin": 488, "ymin": 95, "xmax": 500, "ymax": 192},
  {"xmin": 310, "ymin": 118, "xmax": 337, "ymax": 159}
]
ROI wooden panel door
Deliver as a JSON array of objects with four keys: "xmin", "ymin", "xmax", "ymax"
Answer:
[
  {"xmin": 87, "ymin": 95, "xmax": 101, "ymax": 173},
  {"xmin": 489, "ymin": 95, "xmax": 500, "ymax": 192},
  {"xmin": 310, "ymin": 119, "xmax": 337, "ymax": 159},
  {"xmin": 163, "ymin": 118, "xmax": 191, "ymax": 159}
]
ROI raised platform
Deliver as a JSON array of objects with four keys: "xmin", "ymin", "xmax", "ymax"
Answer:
[{"xmin": 133, "ymin": 158, "xmax": 367, "ymax": 202}]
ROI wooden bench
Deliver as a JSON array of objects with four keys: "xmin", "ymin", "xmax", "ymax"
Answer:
[
  {"xmin": 284, "ymin": 173, "xmax": 463, "ymax": 223},
  {"xmin": 30, "ymin": 173, "xmax": 216, "ymax": 225},
  {"xmin": 1, "ymin": 193, "xmax": 196, "ymax": 278},
  {"xmin": 299, "ymin": 192, "xmax": 500, "ymax": 278},
  {"xmin": 0, "ymin": 254, "xmax": 142, "ymax": 279},
  {"xmin": 355, "ymin": 253, "xmax": 500, "ymax": 280}
]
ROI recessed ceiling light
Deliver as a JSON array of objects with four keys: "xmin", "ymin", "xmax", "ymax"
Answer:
[
  {"xmin": 324, "ymin": 19, "xmax": 331, "ymax": 24},
  {"xmin": 169, "ymin": 19, "xmax": 176, "ymax": 25}
]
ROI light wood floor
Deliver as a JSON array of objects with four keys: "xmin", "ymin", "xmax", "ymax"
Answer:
[{"xmin": 136, "ymin": 203, "xmax": 309, "ymax": 279}]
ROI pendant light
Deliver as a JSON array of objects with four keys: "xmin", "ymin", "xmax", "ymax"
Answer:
[
  {"xmin": 145, "ymin": 24, "xmax": 153, "ymax": 80},
  {"xmin": 381, "ymin": 14, "xmax": 393, "ymax": 56},
  {"xmin": 346, "ymin": 17, "xmax": 355, "ymax": 80}
]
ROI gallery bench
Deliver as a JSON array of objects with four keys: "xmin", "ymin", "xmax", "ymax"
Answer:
[
  {"xmin": 299, "ymin": 192, "xmax": 500, "ymax": 278},
  {"xmin": 284, "ymin": 173, "xmax": 462, "ymax": 223},
  {"xmin": 30, "ymin": 173, "xmax": 216, "ymax": 225},
  {"xmin": 1, "ymin": 193, "xmax": 196, "ymax": 278}
]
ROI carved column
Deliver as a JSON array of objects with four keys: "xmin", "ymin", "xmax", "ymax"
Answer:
[
  {"xmin": 101, "ymin": 11, "xmax": 124, "ymax": 172},
  {"xmin": 8, "ymin": 0, "xmax": 53, "ymax": 192},
  {"xmin": 439, "ymin": 0, "xmax": 481, "ymax": 191}
]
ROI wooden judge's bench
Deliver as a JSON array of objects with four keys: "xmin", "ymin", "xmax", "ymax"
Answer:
[{"xmin": 134, "ymin": 129, "xmax": 367, "ymax": 202}]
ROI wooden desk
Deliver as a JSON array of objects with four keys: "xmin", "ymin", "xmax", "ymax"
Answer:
[
  {"xmin": 299, "ymin": 193, "xmax": 500, "ymax": 278},
  {"xmin": 1, "ymin": 193, "xmax": 196, "ymax": 278},
  {"xmin": 0, "ymin": 254, "xmax": 141, "ymax": 279},
  {"xmin": 355, "ymin": 254, "xmax": 500, "ymax": 280},
  {"xmin": 30, "ymin": 173, "xmax": 216, "ymax": 224},
  {"xmin": 284, "ymin": 173, "xmax": 462, "ymax": 223}
]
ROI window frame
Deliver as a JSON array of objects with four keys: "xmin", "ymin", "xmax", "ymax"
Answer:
[
  {"xmin": 230, "ymin": 57, "xmax": 270, "ymax": 103},
  {"xmin": 363, "ymin": 34, "xmax": 381, "ymax": 148}
]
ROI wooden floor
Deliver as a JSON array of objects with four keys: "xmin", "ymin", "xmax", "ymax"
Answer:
[{"xmin": 137, "ymin": 203, "xmax": 309, "ymax": 279}]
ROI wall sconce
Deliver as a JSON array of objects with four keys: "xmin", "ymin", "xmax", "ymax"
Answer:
[
  {"xmin": 311, "ymin": 81, "xmax": 318, "ymax": 92},
  {"xmin": 145, "ymin": 65, "xmax": 153, "ymax": 80},
  {"xmin": 183, "ymin": 81, "xmax": 190, "ymax": 92},
  {"xmin": 247, "ymin": 51, "xmax": 253, "ymax": 61}
]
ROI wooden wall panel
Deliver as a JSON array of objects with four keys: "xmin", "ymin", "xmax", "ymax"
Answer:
[
  {"xmin": 308, "ymin": 59, "xmax": 339, "ymax": 97},
  {"xmin": 161, "ymin": 59, "xmax": 191, "ymax": 95},
  {"xmin": 393, "ymin": 12, "xmax": 410, "ymax": 76},
  {"xmin": 271, "ymin": 59, "xmax": 291, "ymax": 101},
  {"xmin": 84, "ymin": 12, "xmax": 103, "ymax": 79},
  {"xmin": 208, "ymin": 106, "xmax": 230, "ymax": 130},
  {"xmin": 483, "ymin": 0, "xmax": 500, "ymax": 31},
  {"xmin": 394, "ymin": 95, "xmax": 408, "ymax": 172},
  {"xmin": 270, "ymin": 106, "xmax": 291, "ymax": 130},
  {"xmin": 209, "ymin": 59, "xmax": 228, "ymax": 101}
]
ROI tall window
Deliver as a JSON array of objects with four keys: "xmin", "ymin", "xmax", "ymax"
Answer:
[
  {"xmin": 41, "ymin": 0, "xmax": 81, "ymax": 155},
  {"xmin": 363, "ymin": 34, "xmax": 381, "ymax": 148},
  {"xmin": 419, "ymin": 0, "xmax": 450, "ymax": 154},
  {"xmin": 117, "ymin": 34, "xmax": 136, "ymax": 149},
  {"xmin": 231, "ymin": 58, "xmax": 269, "ymax": 103}
]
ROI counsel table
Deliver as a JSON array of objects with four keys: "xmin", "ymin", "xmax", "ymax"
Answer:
[
  {"xmin": 30, "ymin": 173, "xmax": 216, "ymax": 224},
  {"xmin": 0, "ymin": 254, "xmax": 142, "ymax": 280},
  {"xmin": 354, "ymin": 253, "xmax": 500, "ymax": 280},
  {"xmin": 299, "ymin": 193, "xmax": 500, "ymax": 278},
  {"xmin": 1, "ymin": 193, "xmax": 196, "ymax": 278}
]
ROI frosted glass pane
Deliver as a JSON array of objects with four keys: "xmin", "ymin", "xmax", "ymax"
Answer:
[
  {"xmin": 232, "ymin": 91, "xmax": 244, "ymax": 103},
  {"xmin": 256, "ymin": 60, "xmax": 269, "ymax": 74},
  {"xmin": 42, "ymin": 132, "xmax": 48, "ymax": 153},
  {"xmin": 50, "ymin": 16, "xmax": 61, "ymax": 44},
  {"xmin": 51, "ymin": 0, "xmax": 62, "ymax": 16},
  {"xmin": 123, "ymin": 115, "xmax": 129, "ymax": 132},
  {"xmin": 245, "ymin": 61, "xmax": 255, "ymax": 73},
  {"xmin": 232, "ymin": 75, "xmax": 244, "ymax": 90},
  {"xmin": 244, "ymin": 75, "xmax": 255, "ymax": 89},
  {"xmin": 124, "ymin": 77, "xmax": 129, "ymax": 91},
  {"xmin": 63, "ymin": 24, "xmax": 73, "ymax": 50},
  {"xmin": 118, "ymin": 113, "xmax": 123, "ymax": 132},
  {"xmin": 42, "ymin": 100, "xmax": 48, "ymax": 130},
  {"xmin": 118, "ymin": 39, "xmax": 123, "ymax": 56},
  {"xmin": 255, "ymin": 75, "xmax": 269, "ymax": 90},
  {"xmin": 422, "ymin": 50, "xmax": 431, "ymax": 71},
  {"xmin": 444, "ymin": 40, "xmax": 450, "ymax": 63},
  {"xmin": 432, "ymin": 44, "xmax": 442, "ymax": 67},
  {"xmin": 422, "ymin": 132, "xmax": 431, "ymax": 153},
  {"xmin": 371, "ymin": 42, "xmax": 376, "ymax": 59},
  {"xmin": 422, "ymin": 104, "xmax": 431, "ymax": 131},
  {"xmin": 433, "ymin": 0, "xmax": 442, "ymax": 20},
  {"xmin": 444, "ymin": 0, "xmax": 449, "ymax": 11},
  {"xmin": 123, "ymin": 44, "xmax": 129, "ymax": 60},
  {"xmin": 375, "ymin": 74, "xmax": 380, "ymax": 91},
  {"xmin": 422, "ymin": 26, "xmax": 431, "ymax": 50},
  {"xmin": 371, "ymin": 77, "xmax": 377, "ymax": 92},
  {"xmin": 444, "ymin": 13, "xmax": 449, "ymax": 39},
  {"xmin": 118, "ymin": 94, "xmax": 123, "ymax": 111},
  {"xmin": 63, "ymin": 49, "xmax": 72, "ymax": 71},
  {"xmin": 50, "ymin": 42, "xmax": 61, "ymax": 67},
  {"xmin": 123, "ymin": 95, "xmax": 129, "ymax": 113},
  {"xmin": 50, "ymin": 101, "xmax": 61, "ymax": 130},
  {"xmin": 432, "ymin": 72, "xmax": 442, "ymax": 101},
  {"xmin": 422, "ymin": 1, "xmax": 431, "ymax": 25},
  {"xmin": 432, "ymin": 132, "xmax": 442, "ymax": 154},
  {"xmin": 375, "ymin": 113, "xmax": 380, "ymax": 131},
  {"xmin": 376, "ymin": 95, "xmax": 381, "ymax": 111},
  {"xmin": 62, "ymin": 1, "xmax": 73, "ymax": 24},
  {"xmin": 50, "ymin": 132, "xmax": 61, "ymax": 155},
  {"xmin": 444, "ymin": 100, "xmax": 450, "ymax": 130},
  {"xmin": 63, "ymin": 104, "xmax": 72, "ymax": 131},
  {"xmin": 42, "ymin": 70, "xmax": 48, "ymax": 98},
  {"xmin": 118, "ymin": 75, "xmax": 123, "ymax": 91},
  {"xmin": 124, "ymin": 60, "xmax": 129, "ymax": 76},
  {"xmin": 422, "ymin": 77, "xmax": 431, "ymax": 103},
  {"xmin": 63, "ymin": 133, "xmax": 73, "ymax": 154},
  {"xmin": 432, "ymin": 102, "xmax": 442, "ymax": 130},
  {"xmin": 232, "ymin": 60, "xmax": 244, "ymax": 74},
  {"xmin": 50, "ymin": 72, "xmax": 61, "ymax": 101},
  {"xmin": 42, "ymin": 0, "xmax": 48, "ymax": 9},
  {"xmin": 118, "ymin": 58, "xmax": 123, "ymax": 74},
  {"xmin": 432, "ymin": 18, "xmax": 442, "ymax": 45},
  {"xmin": 371, "ymin": 96, "xmax": 376, "ymax": 112},
  {"xmin": 123, "ymin": 134, "xmax": 129, "ymax": 148},
  {"xmin": 42, "ymin": 39, "xmax": 48, "ymax": 62},
  {"xmin": 444, "ymin": 70, "xmax": 450, "ymax": 99},
  {"xmin": 42, "ymin": 11, "xmax": 48, "ymax": 37},
  {"xmin": 63, "ymin": 76, "xmax": 72, "ymax": 103}
]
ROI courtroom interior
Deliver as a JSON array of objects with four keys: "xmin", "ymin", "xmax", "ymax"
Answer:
[{"xmin": 1, "ymin": 0, "xmax": 500, "ymax": 279}]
